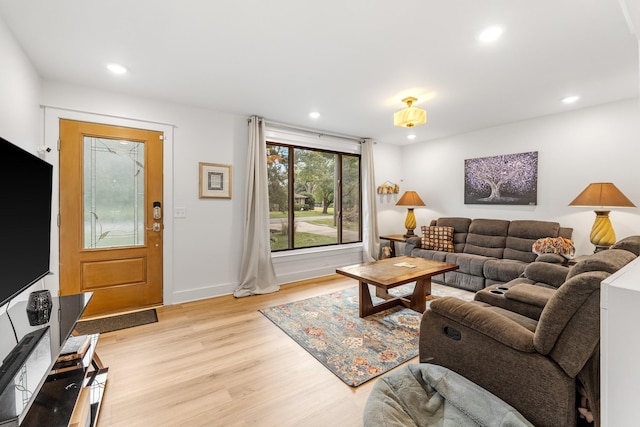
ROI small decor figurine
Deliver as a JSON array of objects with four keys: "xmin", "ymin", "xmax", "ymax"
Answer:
[
  {"xmin": 377, "ymin": 181, "xmax": 400, "ymax": 194},
  {"xmin": 381, "ymin": 246, "xmax": 393, "ymax": 259},
  {"xmin": 26, "ymin": 289, "xmax": 52, "ymax": 326}
]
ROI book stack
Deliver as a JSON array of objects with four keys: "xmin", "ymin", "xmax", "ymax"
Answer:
[{"xmin": 53, "ymin": 335, "xmax": 91, "ymax": 372}]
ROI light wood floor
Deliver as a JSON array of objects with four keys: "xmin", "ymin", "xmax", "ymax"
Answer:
[{"xmin": 95, "ymin": 275, "xmax": 471, "ymax": 427}]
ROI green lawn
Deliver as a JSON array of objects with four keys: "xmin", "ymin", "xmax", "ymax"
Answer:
[
  {"xmin": 270, "ymin": 208, "xmax": 334, "ymax": 219},
  {"xmin": 270, "ymin": 231, "xmax": 337, "ymax": 250}
]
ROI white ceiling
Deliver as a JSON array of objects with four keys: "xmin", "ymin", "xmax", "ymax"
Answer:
[{"xmin": 0, "ymin": 1, "xmax": 637, "ymax": 145}]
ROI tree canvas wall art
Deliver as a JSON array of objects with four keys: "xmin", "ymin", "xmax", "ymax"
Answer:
[{"xmin": 464, "ymin": 151, "xmax": 538, "ymax": 205}]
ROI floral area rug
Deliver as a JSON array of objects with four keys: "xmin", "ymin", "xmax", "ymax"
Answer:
[{"xmin": 260, "ymin": 284, "xmax": 450, "ymax": 387}]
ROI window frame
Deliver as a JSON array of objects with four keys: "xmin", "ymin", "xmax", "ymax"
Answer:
[{"xmin": 267, "ymin": 140, "xmax": 362, "ymax": 252}]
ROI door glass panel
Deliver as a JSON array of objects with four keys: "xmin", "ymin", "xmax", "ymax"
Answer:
[{"xmin": 83, "ymin": 137, "xmax": 145, "ymax": 249}]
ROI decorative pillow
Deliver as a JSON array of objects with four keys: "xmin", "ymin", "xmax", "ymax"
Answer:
[
  {"xmin": 532, "ymin": 237, "xmax": 575, "ymax": 257},
  {"xmin": 421, "ymin": 226, "xmax": 454, "ymax": 252}
]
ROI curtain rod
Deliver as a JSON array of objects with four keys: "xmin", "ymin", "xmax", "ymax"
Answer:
[{"xmin": 259, "ymin": 118, "xmax": 364, "ymax": 143}]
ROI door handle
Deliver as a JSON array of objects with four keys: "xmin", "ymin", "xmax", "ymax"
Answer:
[{"xmin": 146, "ymin": 222, "xmax": 161, "ymax": 232}]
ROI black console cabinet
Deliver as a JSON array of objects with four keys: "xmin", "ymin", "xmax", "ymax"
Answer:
[{"xmin": 0, "ymin": 293, "xmax": 108, "ymax": 427}]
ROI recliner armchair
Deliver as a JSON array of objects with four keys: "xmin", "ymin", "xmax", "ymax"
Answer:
[
  {"xmin": 419, "ymin": 267, "xmax": 608, "ymax": 427},
  {"xmin": 474, "ymin": 236, "xmax": 640, "ymax": 320}
]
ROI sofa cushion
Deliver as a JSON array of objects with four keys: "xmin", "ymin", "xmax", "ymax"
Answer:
[
  {"xmin": 463, "ymin": 219, "xmax": 510, "ymax": 258},
  {"xmin": 566, "ymin": 248, "xmax": 636, "ymax": 280},
  {"xmin": 421, "ymin": 225, "xmax": 454, "ymax": 252},
  {"xmin": 611, "ymin": 235, "xmax": 640, "ymax": 256},
  {"xmin": 433, "ymin": 217, "xmax": 472, "ymax": 253},
  {"xmin": 505, "ymin": 220, "xmax": 563, "ymax": 263},
  {"xmin": 409, "ymin": 248, "xmax": 448, "ymax": 262},
  {"xmin": 446, "ymin": 252, "xmax": 491, "ymax": 277},
  {"xmin": 441, "ymin": 271, "xmax": 486, "ymax": 292},
  {"xmin": 483, "ymin": 259, "xmax": 528, "ymax": 283}
]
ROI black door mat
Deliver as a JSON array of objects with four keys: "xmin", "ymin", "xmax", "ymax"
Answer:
[{"xmin": 74, "ymin": 309, "xmax": 158, "ymax": 334}]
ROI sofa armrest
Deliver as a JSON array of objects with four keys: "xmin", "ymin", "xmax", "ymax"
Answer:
[
  {"xmin": 403, "ymin": 236, "xmax": 421, "ymax": 255},
  {"xmin": 523, "ymin": 262, "xmax": 569, "ymax": 288},
  {"xmin": 535, "ymin": 253, "xmax": 567, "ymax": 265},
  {"xmin": 505, "ymin": 283, "xmax": 556, "ymax": 308},
  {"xmin": 428, "ymin": 297, "xmax": 535, "ymax": 352}
]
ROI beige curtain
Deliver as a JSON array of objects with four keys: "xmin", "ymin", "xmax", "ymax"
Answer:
[
  {"xmin": 234, "ymin": 116, "xmax": 279, "ymax": 297},
  {"xmin": 361, "ymin": 139, "xmax": 380, "ymax": 261}
]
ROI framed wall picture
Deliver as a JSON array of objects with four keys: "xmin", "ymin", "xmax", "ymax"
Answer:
[
  {"xmin": 199, "ymin": 162, "xmax": 232, "ymax": 199},
  {"xmin": 464, "ymin": 151, "xmax": 538, "ymax": 205}
]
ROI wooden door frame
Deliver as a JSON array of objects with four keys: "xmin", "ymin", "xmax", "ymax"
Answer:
[{"xmin": 42, "ymin": 107, "xmax": 175, "ymax": 306}]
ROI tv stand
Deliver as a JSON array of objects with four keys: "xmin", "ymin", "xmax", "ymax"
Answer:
[
  {"xmin": 0, "ymin": 293, "xmax": 107, "ymax": 427},
  {"xmin": 22, "ymin": 334, "xmax": 108, "ymax": 427}
]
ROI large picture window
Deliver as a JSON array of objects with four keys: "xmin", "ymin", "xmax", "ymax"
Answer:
[{"xmin": 267, "ymin": 142, "xmax": 361, "ymax": 251}]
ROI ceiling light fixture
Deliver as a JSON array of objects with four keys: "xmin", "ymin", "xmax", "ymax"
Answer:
[
  {"xmin": 309, "ymin": 112, "xmax": 320, "ymax": 119},
  {"xmin": 562, "ymin": 96, "xmax": 580, "ymax": 104},
  {"xmin": 478, "ymin": 26, "xmax": 504, "ymax": 43},
  {"xmin": 394, "ymin": 97, "xmax": 426, "ymax": 128},
  {"xmin": 407, "ymin": 134, "xmax": 417, "ymax": 140},
  {"xmin": 107, "ymin": 63, "xmax": 127, "ymax": 75}
]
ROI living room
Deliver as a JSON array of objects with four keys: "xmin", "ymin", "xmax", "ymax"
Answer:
[{"xmin": 0, "ymin": 1, "xmax": 639, "ymax": 426}]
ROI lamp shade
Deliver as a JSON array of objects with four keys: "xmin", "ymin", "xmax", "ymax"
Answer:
[
  {"xmin": 394, "ymin": 97, "xmax": 427, "ymax": 128},
  {"xmin": 396, "ymin": 191, "xmax": 426, "ymax": 207},
  {"xmin": 568, "ymin": 183, "xmax": 635, "ymax": 208},
  {"xmin": 569, "ymin": 182, "xmax": 635, "ymax": 251}
]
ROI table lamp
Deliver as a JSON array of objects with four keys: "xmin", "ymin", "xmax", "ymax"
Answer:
[
  {"xmin": 396, "ymin": 191, "xmax": 426, "ymax": 237},
  {"xmin": 568, "ymin": 182, "xmax": 635, "ymax": 252}
]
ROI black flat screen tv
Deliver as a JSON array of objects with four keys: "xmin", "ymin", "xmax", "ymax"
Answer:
[{"xmin": 0, "ymin": 137, "xmax": 53, "ymax": 307}]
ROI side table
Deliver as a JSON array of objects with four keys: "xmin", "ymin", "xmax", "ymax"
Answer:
[{"xmin": 380, "ymin": 234, "xmax": 410, "ymax": 257}]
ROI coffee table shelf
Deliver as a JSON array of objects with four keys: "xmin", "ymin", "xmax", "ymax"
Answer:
[{"xmin": 336, "ymin": 256, "xmax": 458, "ymax": 317}]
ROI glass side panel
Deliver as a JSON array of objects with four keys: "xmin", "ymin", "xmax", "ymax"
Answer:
[
  {"xmin": 341, "ymin": 154, "xmax": 361, "ymax": 243},
  {"xmin": 293, "ymin": 149, "xmax": 338, "ymax": 248},
  {"xmin": 267, "ymin": 144, "xmax": 289, "ymax": 250},
  {"xmin": 83, "ymin": 137, "xmax": 145, "ymax": 249}
]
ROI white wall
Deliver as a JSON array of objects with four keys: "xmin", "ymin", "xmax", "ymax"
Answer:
[
  {"xmin": 371, "ymin": 141, "xmax": 405, "ymax": 236},
  {"xmin": 0, "ymin": 15, "xmax": 44, "ymax": 357},
  {"xmin": 0, "ymin": 15, "xmax": 40, "ymax": 148},
  {"xmin": 380, "ymin": 98, "xmax": 640, "ymax": 256}
]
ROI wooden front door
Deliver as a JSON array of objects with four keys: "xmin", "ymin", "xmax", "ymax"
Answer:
[{"xmin": 59, "ymin": 119, "xmax": 163, "ymax": 317}]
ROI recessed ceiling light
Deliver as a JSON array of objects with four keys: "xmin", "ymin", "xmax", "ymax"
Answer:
[
  {"xmin": 562, "ymin": 96, "xmax": 580, "ymax": 104},
  {"xmin": 107, "ymin": 63, "xmax": 127, "ymax": 75},
  {"xmin": 478, "ymin": 26, "xmax": 504, "ymax": 43},
  {"xmin": 309, "ymin": 112, "xmax": 320, "ymax": 119},
  {"xmin": 407, "ymin": 134, "xmax": 417, "ymax": 140}
]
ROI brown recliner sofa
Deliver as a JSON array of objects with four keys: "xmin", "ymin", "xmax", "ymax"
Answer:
[
  {"xmin": 404, "ymin": 217, "xmax": 573, "ymax": 292},
  {"xmin": 474, "ymin": 235, "xmax": 640, "ymax": 320},
  {"xmin": 418, "ymin": 242, "xmax": 639, "ymax": 427}
]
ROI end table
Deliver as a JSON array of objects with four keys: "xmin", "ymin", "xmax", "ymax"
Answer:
[{"xmin": 380, "ymin": 234, "xmax": 410, "ymax": 257}]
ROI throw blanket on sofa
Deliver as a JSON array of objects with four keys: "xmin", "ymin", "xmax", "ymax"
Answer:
[{"xmin": 364, "ymin": 364, "xmax": 533, "ymax": 427}]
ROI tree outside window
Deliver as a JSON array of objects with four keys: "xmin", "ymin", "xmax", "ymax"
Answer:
[{"xmin": 267, "ymin": 143, "xmax": 361, "ymax": 251}]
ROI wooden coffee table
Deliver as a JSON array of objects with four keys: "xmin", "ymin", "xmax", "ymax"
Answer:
[{"xmin": 336, "ymin": 256, "xmax": 459, "ymax": 318}]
